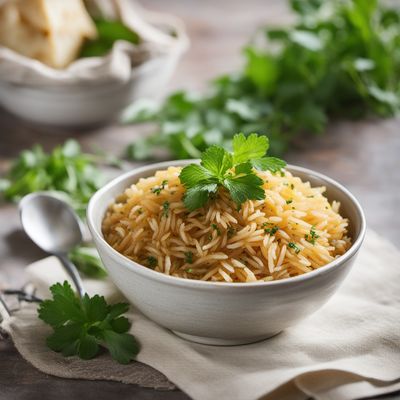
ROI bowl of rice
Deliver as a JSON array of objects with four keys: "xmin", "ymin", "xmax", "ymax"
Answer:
[{"xmin": 87, "ymin": 160, "xmax": 366, "ymax": 345}]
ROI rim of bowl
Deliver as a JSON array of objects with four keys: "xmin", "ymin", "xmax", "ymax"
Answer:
[{"xmin": 87, "ymin": 160, "xmax": 366, "ymax": 289}]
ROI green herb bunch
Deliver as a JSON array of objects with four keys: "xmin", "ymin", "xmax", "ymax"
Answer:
[
  {"xmin": 38, "ymin": 281, "xmax": 139, "ymax": 364},
  {"xmin": 179, "ymin": 133, "xmax": 285, "ymax": 210},
  {"xmin": 80, "ymin": 19, "xmax": 140, "ymax": 58},
  {"xmin": 126, "ymin": 0, "xmax": 400, "ymax": 159},
  {"xmin": 0, "ymin": 140, "xmax": 104, "ymax": 217}
]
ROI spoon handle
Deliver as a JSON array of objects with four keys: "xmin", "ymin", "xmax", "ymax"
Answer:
[{"xmin": 57, "ymin": 254, "xmax": 86, "ymax": 298}]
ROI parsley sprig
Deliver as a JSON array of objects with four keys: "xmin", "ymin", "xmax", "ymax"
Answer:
[
  {"xmin": 38, "ymin": 281, "xmax": 139, "ymax": 364},
  {"xmin": 0, "ymin": 140, "xmax": 104, "ymax": 217},
  {"xmin": 179, "ymin": 133, "xmax": 286, "ymax": 211}
]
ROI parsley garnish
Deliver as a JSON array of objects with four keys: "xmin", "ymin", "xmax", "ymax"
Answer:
[
  {"xmin": 288, "ymin": 242, "xmax": 301, "ymax": 254},
  {"xmin": 151, "ymin": 180, "xmax": 168, "ymax": 195},
  {"xmin": 179, "ymin": 133, "xmax": 286, "ymax": 211},
  {"xmin": 227, "ymin": 226, "xmax": 236, "ymax": 239},
  {"xmin": 162, "ymin": 201, "xmax": 170, "ymax": 217},
  {"xmin": 264, "ymin": 225, "xmax": 278, "ymax": 235},
  {"xmin": 286, "ymin": 199, "xmax": 293, "ymax": 204},
  {"xmin": 305, "ymin": 225, "xmax": 320, "ymax": 245},
  {"xmin": 211, "ymin": 223, "xmax": 221, "ymax": 236},
  {"xmin": 184, "ymin": 251, "xmax": 194, "ymax": 264},
  {"xmin": 147, "ymin": 256, "xmax": 157, "ymax": 268},
  {"xmin": 38, "ymin": 281, "xmax": 139, "ymax": 364}
]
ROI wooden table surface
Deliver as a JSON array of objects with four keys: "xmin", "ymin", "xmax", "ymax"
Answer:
[{"xmin": 0, "ymin": 1, "xmax": 399, "ymax": 399}]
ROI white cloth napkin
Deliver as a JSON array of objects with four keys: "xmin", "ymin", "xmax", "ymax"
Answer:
[
  {"xmin": 0, "ymin": 0, "xmax": 188, "ymax": 86},
  {"xmin": 1, "ymin": 229, "xmax": 400, "ymax": 400}
]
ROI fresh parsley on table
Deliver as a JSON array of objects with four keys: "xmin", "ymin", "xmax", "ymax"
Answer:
[
  {"xmin": 69, "ymin": 246, "xmax": 107, "ymax": 279},
  {"xmin": 179, "ymin": 133, "xmax": 286, "ymax": 211},
  {"xmin": 38, "ymin": 281, "xmax": 139, "ymax": 364},
  {"xmin": 0, "ymin": 140, "xmax": 108, "ymax": 278},
  {"xmin": 125, "ymin": 0, "xmax": 400, "ymax": 159},
  {"xmin": 0, "ymin": 140, "xmax": 104, "ymax": 217}
]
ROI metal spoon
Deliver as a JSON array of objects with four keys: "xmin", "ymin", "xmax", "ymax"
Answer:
[{"xmin": 19, "ymin": 193, "xmax": 86, "ymax": 298}]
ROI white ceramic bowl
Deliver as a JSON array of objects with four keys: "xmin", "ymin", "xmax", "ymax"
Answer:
[
  {"xmin": 0, "ymin": 53, "xmax": 182, "ymax": 127},
  {"xmin": 87, "ymin": 160, "xmax": 366, "ymax": 345},
  {"xmin": 0, "ymin": 14, "xmax": 188, "ymax": 128}
]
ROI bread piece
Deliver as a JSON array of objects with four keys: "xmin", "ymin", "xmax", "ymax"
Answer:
[{"xmin": 0, "ymin": 0, "xmax": 97, "ymax": 68}]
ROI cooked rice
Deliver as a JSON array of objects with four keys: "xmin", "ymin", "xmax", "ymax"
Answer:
[{"xmin": 102, "ymin": 167, "xmax": 351, "ymax": 283}]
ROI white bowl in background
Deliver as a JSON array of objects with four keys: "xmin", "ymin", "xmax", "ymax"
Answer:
[
  {"xmin": 0, "ymin": 13, "xmax": 188, "ymax": 128},
  {"xmin": 87, "ymin": 161, "xmax": 366, "ymax": 345}
]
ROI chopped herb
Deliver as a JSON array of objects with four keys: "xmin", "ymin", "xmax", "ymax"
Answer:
[
  {"xmin": 162, "ymin": 201, "xmax": 170, "ymax": 217},
  {"xmin": 305, "ymin": 226, "xmax": 320, "ymax": 245},
  {"xmin": 211, "ymin": 223, "xmax": 221, "ymax": 236},
  {"xmin": 286, "ymin": 199, "xmax": 293, "ymax": 204},
  {"xmin": 186, "ymin": 268, "xmax": 193, "ymax": 273},
  {"xmin": 288, "ymin": 242, "xmax": 301, "ymax": 254},
  {"xmin": 264, "ymin": 225, "xmax": 278, "ymax": 235},
  {"xmin": 184, "ymin": 251, "xmax": 194, "ymax": 264},
  {"xmin": 152, "ymin": 180, "xmax": 168, "ymax": 195},
  {"xmin": 227, "ymin": 226, "xmax": 236, "ymax": 239},
  {"xmin": 137, "ymin": 208, "xmax": 143, "ymax": 215},
  {"xmin": 290, "ymin": 184, "xmax": 294, "ymax": 189},
  {"xmin": 147, "ymin": 256, "xmax": 157, "ymax": 268}
]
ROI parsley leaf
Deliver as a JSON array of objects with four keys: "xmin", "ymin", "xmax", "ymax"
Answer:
[
  {"xmin": 251, "ymin": 157, "xmax": 286, "ymax": 172},
  {"xmin": 0, "ymin": 140, "xmax": 105, "ymax": 218},
  {"xmin": 178, "ymin": 165, "xmax": 215, "ymax": 188},
  {"xmin": 201, "ymin": 146, "xmax": 233, "ymax": 178},
  {"xmin": 183, "ymin": 183, "xmax": 218, "ymax": 210},
  {"xmin": 232, "ymin": 133, "xmax": 269, "ymax": 164},
  {"xmin": 38, "ymin": 281, "xmax": 139, "ymax": 364},
  {"xmin": 179, "ymin": 133, "xmax": 285, "ymax": 211},
  {"xmin": 223, "ymin": 173, "xmax": 265, "ymax": 205}
]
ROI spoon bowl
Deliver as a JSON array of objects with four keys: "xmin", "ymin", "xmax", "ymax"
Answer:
[
  {"xmin": 19, "ymin": 192, "xmax": 86, "ymax": 298},
  {"xmin": 19, "ymin": 193, "xmax": 83, "ymax": 253}
]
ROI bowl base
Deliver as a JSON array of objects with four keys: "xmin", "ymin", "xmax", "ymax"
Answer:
[{"xmin": 171, "ymin": 330, "xmax": 282, "ymax": 346}]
